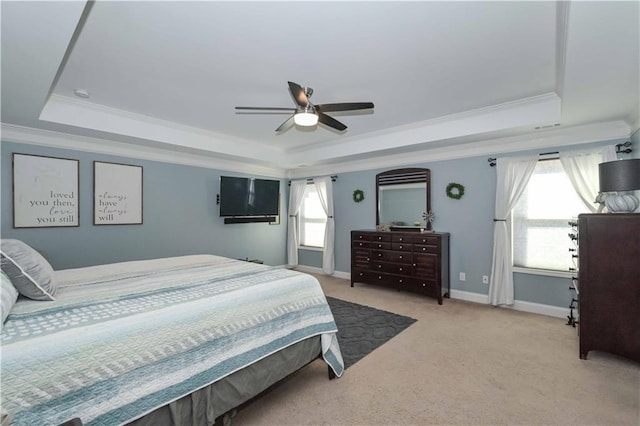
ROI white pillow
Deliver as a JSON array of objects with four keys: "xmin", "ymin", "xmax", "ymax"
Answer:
[
  {"xmin": 0, "ymin": 239, "xmax": 56, "ymax": 301},
  {"xmin": 1, "ymin": 270, "xmax": 19, "ymax": 327}
]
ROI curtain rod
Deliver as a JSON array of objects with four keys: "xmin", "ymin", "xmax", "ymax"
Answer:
[
  {"xmin": 487, "ymin": 141, "xmax": 633, "ymax": 167},
  {"xmin": 288, "ymin": 175, "xmax": 338, "ymax": 186}
]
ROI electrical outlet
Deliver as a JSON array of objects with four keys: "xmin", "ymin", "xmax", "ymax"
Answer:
[
  {"xmin": 459, "ymin": 272, "xmax": 466, "ymax": 281},
  {"xmin": 482, "ymin": 275, "xmax": 489, "ymax": 284}
]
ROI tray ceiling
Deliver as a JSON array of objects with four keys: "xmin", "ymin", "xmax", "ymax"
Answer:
[{"xmin": 1, "ymin": 1, "xmax": 638, "ymax": 176}]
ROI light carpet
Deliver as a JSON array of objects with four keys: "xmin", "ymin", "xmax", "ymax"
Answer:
[{"xmin": 232, "ymin": 274, "xmax": 640, "ymax": 425}]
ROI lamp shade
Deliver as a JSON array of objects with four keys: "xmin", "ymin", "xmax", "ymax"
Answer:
[
  {"xmin": 599, "ymin": 159, "xmax": 640, "ymax": 192},
  {"xmin": 294, "ymin": 112, "xmax": 318, "ymax": 126}
]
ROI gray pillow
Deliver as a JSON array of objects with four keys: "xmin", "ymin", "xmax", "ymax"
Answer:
[
  {"xmin": 0, "ymin": 239, "xmax": 56, "ymax": 301},
  {"xmin": 1, "ymin": 270, "xmax": 19, "ymax": 327}
]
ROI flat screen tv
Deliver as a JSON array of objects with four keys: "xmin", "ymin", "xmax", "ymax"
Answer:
[{"xmin": 219, "ymin": 176, "xmax": 280, "ymax": 217}]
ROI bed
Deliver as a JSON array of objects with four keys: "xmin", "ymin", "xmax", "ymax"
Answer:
[{"xmin": 0, "ymin": 240, "xmax": 343, "ymax": 426}]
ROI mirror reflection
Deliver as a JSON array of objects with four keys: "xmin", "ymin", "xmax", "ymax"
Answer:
[
  {"xmin": 376, "ymin": 168, "xmax": 431, "ymax": 230},
  {"xmin": 378, "ymin": 183, "xmax": 426, "ymax": 226}
]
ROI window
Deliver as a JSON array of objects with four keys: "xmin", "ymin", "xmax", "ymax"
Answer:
[
  {"xmin": 299, "ymin": 185, "xmax": 327, "ymax": 248},
  {"xmin": 512, "ymin": 158, "xmax": 588, "ymax": 272}
]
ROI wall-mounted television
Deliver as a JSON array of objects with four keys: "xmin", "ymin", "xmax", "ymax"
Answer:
[{"xmin": 219, "ymin": 176, "xmax": 280, "ymax": 218}]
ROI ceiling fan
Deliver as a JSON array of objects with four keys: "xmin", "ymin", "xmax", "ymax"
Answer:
[{"xmin": 235, "ymin": 81, "xmax": 374, "ymax": 132}]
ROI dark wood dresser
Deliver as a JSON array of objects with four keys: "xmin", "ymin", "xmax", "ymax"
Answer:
[
  {"xmin": 351, "ymin": 230, "xmax": 450, "ymax": 304},
  {"xmin": 578, "ymin": 213, "xmax": 640, "ymax": 363}
]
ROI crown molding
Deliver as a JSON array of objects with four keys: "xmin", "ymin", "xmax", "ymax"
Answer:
[
  {"xmin": 2, "ymin": 119, "xmax": 630, "ymax": 181},
  {"xmin": 0, "ymin": 123, "xmax": 287, "ymax": 178},
  {"xmin": 288, "ymin": 120, "xmax": 631, "ymax": 178},
  {"xmin": 285, "ymin": 92, "xmax": 562, "ymax": 166},
  {"xmin": 39, "ymin": 94, "xmax": 286, "ymax": 165}
]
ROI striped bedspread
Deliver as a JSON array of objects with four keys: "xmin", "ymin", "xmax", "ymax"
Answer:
[{"xmin": 1, "ymin": 255, "xmax": 343, "ymax": 425}]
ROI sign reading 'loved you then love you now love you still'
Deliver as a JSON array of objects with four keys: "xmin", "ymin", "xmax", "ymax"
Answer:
[
  {"xmin": 93, "ymin": 162, "xmax": 143, "ymax": 225},
  {"xmin": 12, "ymin": 153, "xmax": 80, "ymax": 228}
]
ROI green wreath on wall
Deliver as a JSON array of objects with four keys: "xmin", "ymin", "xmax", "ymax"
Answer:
[
  {"xmin": 352, "ymin": 189, "xmax": 365, "ymax": 203},
  {"xmin": 446, "ymin": 182, "xmax": 465, "ymax": 200}
]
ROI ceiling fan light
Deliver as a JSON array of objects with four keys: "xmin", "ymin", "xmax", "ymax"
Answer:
[{"xmin": 294, "ymin": 112, "xmax": 318, "ymax": 126}]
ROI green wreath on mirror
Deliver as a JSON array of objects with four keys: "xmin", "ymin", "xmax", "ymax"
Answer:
[
  {"xmin": 352, "ymin": 189, "xmax": 365, "ymax": 203},
  {"xmin": 446, "ymin": 182, "xmax": 465, "ymax": 200}
]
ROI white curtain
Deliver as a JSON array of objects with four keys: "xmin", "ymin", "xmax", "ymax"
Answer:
[
  {"xmin": 488, "ymin": 156, "xmax": 538, "ymax": 306},
  {"xmin": 286, "ymin": 180, "xmax": 307, "ymax": 267},
  {"xmin": 314, "ymin": 176, "xmax": 335, "ymax": 274},
  {"xmin": 559, "ymin": 145, "xmax": 618, "ymax": 212}
]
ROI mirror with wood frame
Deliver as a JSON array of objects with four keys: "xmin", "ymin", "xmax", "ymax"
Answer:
[{"xmin": 376, "ymin": 168, "xmax": 431, "ymax": 231}]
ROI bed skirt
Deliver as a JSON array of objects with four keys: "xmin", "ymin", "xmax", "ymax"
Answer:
[{"xmin": 127, "ymin": 336, "xmax": 322, "ymax": 426}]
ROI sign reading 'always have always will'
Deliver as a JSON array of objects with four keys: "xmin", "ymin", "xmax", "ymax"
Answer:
[{"xmin": 94, "ymin": 162, "xmax": 143, "ymax": 225}]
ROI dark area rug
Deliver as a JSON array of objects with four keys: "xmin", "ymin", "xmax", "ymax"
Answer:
[{"xmin": 326, "ymin": 296, "xmax": 417, "ymax": 369}]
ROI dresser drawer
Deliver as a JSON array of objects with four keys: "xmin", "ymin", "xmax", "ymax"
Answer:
[
  {"xmin": 405, "ymin": 278, "xmax": 438, "ymax": 296},
  {"xmin": 371, "ymin": 241, "xmax": 391, "ymax": 250},
  {"xmin": 412, "ymin": 244, "xmax": 439, "ymax": 254},
  {"xmin": 388, "ymin": 251, "xmax": 411, "ymax": 263},
  {"xmin": 352, "ymin": 270, "xmax": 395, "ymax": 286},
  {"xmin": 372, "ymin": 250, "xmax": 411, "ymax": 262},
  {"xmin": 352, "ymin": 231, "xmax": 370, "ymax": 241},
  {"xmin": 372, "ymin": 261, "xmax": 412, "ymax": 275},
  {"xmin": 392, "ymin": 234, "xmax": 411, "ymax": 243},
  {"xmin": 352, "ymin": 240, "xmax": 370, "ymax": 249},
  {"xmin": 391, "ymin": 242, "xmax": 411, "ymax": 251},
  {"xmin": 370, "ymin": 233, "xmax": 392, "ymax": 242},
  {"xmin": 372, "ymin": 250, "xmax": 389, "ymax": 261},
  {"xmin": 411, "ymin": 235, "xmax": 440, "ymax": 245}
]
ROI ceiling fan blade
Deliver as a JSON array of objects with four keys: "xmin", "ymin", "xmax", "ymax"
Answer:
[
  {"xmin": 316, "ymin": 102, "xmax": 374, "ymax": 112},
  {"xmin": 288, "ymin": 81, "xmax": 309, "ymax": 107},
  {"xmin": 317, "ymin": 112, "xmax": 347, "ymax": 131},
  {"xmin": 275, "ymin": 115, "xmax": 295, "ymax": 132},
  {"xmin": 236, "ymin": 106, "xmax": 296, "ymax": 111}
]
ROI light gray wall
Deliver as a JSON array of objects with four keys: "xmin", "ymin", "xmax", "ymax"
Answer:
[
  {"xmin": 1, "ymin": 141, "xmax": 288, "ymax": 269},
  {"xmin": 298, "ymin": 137, "xmax": 630, "ymax": 308}
]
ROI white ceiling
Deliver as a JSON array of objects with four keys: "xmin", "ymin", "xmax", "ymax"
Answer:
[{"xmin": 1, "ymin": 1, "xmax": 638, "ymax": 177}]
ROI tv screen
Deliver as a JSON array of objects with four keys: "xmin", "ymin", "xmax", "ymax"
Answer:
[{"xmin": 219, "ymin": 176, "xmax": 280, "ymax": 217}]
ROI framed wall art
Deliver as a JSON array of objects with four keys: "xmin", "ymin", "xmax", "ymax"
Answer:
[
  {"xmin": 94, "ymin": 161, "xmax": 143, "ymax": 225},
  {"xmin": 12, "ymin": 153, "xmax": 80, "ymax": 228}
]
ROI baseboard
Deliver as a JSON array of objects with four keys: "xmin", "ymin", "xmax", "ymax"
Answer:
[
  {"xmin": 450, "ymin": 289, "xmax": 569, "ymax": 319},
  {"xmin": 294, "ymin": 267, "xmax": 569, "ymax": 319}
]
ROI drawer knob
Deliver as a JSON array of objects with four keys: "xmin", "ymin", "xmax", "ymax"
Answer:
[
  {"xmin": 379, "ymin": 244, "xmax": 383, "ymax": 248},
  {"xmin": 399, "ymin": 237, "xmax": 403, "ymax": 241},
  {"xmin": 422, "ymin": 283, "xmax": 426, "ymax": 287},
  {"xmin": 378, "ymin": 236, "xmax": 382, "ymax": 240},
  {"xmin": 399, "ymin": 245, "xmax": 403, "ymax": 249},
  {"xmin": 359, "ymin": 272, "xmax": 363, "ymax": 276},
  {"xmin": 378, "ymin": 276, "xmax": 382, "ymax": 280},
  {"xmin": 422, "ymin": 247, "xmax": 426, "ymax": 251},
  {"xmin": 399, "ymin": 267, "xmax": 403, "ymax": 272},
  {"xmin": 399, "ymin": 279, "xmax": 403, "ymax": 284},
  {"xmin": 399, "ymin": 255, "xmax": 403, "ymax": 259},
  {"xmin": 378, "ymin": 253, "xmax": 382, "ymax": 257},
  {"xmin": 359, "ymin": 242, "xmax": 363, "ymax": 246},
  {"xmin": 413, "ymin": 264, "xmax": 417, "ymax": 267},
  {"xmin": 366, "ymin": 258, "xmax": 370, "ymax": 261},
  {"xmin": 378, "ymin": 265, "xmax": 382, "ymax": 269}
]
